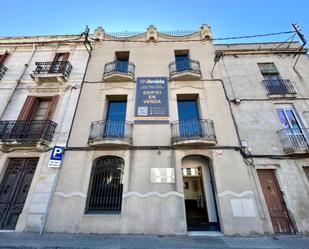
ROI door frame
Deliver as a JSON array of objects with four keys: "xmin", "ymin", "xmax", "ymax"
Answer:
[{"xmin": 181, "ymin": 155, "xmax": 221, "ymax": 231}]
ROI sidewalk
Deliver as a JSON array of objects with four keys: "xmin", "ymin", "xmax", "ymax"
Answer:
[{"xmin": 0, "ymin": 232, "xmax": 308, "ymax": 249}]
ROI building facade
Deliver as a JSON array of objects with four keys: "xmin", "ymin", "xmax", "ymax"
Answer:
[
  {"xmin": 215, "ymin": 42, "xmax": 309, "ymax": 234},
  {"xmin": 0, "ymin": 25, "xmax": 308, "ymax": 236},
  {"xmin": 44, "ymin": 25, "xmax": 265, "ymax": 235},
  {"xmin": 0, "ymin": 35, "xmax": 89, "ymax": 232}
]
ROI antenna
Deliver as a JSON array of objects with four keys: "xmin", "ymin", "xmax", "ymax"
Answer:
[
  {"xmin": 79, "ymin": 25, "xmax": 93, "ymax": 55},
  {"xmin": 292, "ymin": 23, "xmax": 306, "ymax": 69}
]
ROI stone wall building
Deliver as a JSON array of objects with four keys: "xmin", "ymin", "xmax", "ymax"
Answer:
[
  {"xmin": 44, "ymin": 25, "xmax": 265, "ymax": 235},
  {"xmin": 215, "ymin": 42, "xmax": 309, "ymax": 234},
  {"xmin": 0, "ymin": 34, "xmax": 89, "ymax": 231}
]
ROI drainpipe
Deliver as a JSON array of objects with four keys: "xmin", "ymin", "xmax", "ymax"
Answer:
[
  {"xmin": 0, "ymin": 39, "xmax": 37, "ymax": 119},
  {"xmin": 40, "ymin": 43, "xmax": 92, "ymax": 234}
]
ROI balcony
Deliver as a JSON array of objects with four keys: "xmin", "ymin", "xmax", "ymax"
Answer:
[
  {"xmin": 0, "ymin": 120, "xmax": 57, "ymax": 150},
  {"xmin": 0, "ymin": 64, "xmax": 7, "ymax": 80},
  {"xmin": 169, "ymin": 59, "xmax": 202, "ymax": 81},
  {"xmin": 88, "ymin": 120, "xmax": 133, "ymax": 147},
  {"xmin": 171, "ymin": 119, "xmax": 216, "ymax": 147},
  {"xmin": 31, "ymin": 61, "xmax": 73, "ymax": 84},
  {"xmin": 263, "ymin": 79, "xmax": 296, "ymax": 97},
  {"xmin": 277, "ymin": 128, "xmax": 309, "ymax": 154},
  {"xmin": 103, "ymin": 60, "xmax": 135, "ymax": 82}
]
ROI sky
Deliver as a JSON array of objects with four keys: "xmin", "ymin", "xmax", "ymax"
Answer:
[{"xmin": 1, "ymin": 0, "xmax": 308, "ymax": 45}]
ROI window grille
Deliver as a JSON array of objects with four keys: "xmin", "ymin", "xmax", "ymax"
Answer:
[{"xmin": 85, "ymin": 156, "xmax": 124, "ymax": 214}]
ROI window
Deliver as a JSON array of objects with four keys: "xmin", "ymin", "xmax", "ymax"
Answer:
[
  {"xmin": 177, "ymin": 98, "xmax": 202, "ymax": 138},
  {"xmin": 85, "ymin": 156, "xmax": 124, "ymax": 214},
  {"xmin": 277, "ymin": 108, "xmax": 309, "ymax": 148},
  {"xmin": 104, "ymin": 100, "xmax": 127, "ymax": 138},
  {"xmin": 50, "ymin": 52, "xmax": 70, "ymax": 73},
  {"xmin": 115, "ymin": 51, "xmax": 129, "ymax": 73},
  {"xmin": 18, "ymin": 96, "xmax": 59, "ymax": 121},
  {"xmin": 0, "ymin": 53, "xmax": 9, "ymax": 65},
  {"xmin": 175, "ymin": 50, "xmax": 190, "ymax": 72}
]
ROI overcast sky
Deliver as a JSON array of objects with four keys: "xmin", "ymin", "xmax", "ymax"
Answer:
[{"xmin": 1, "ymin": 0, "xmax": 308, "ymax": 44}]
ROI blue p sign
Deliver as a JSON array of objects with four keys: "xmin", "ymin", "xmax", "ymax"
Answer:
[{"xmin": 50, "ymin": 146, "xmax": 65, "ymax": 161}]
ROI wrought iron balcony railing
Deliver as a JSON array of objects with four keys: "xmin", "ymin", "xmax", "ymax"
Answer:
[
  {"xmin": 89, "ymin": 120, "xmax": 133, "ymax": 144},
  {"xmin": 0, "ymin": 120, "xmax": 57, "ymax": 143},
  {"xmin": 169, "ymin": 59, "xmax": 201, "ymax": 78},
  {"xmin": 33, "ymin": 61, "xmax": 73, "ymax": 78},
  {"xmin": 0, "ymin": 64, "xmax": 7, "ymax": 80},
  {"xmin": 171, "ymin": 119, "xmax": 216, "ymax": 143},
  {"xmin": 263, "ymin": 79, "xmax": 296, "ymax": 95},
  {"xmin": 277, "ymin": 128, "xmax": 309, "ymax": 153},
  {"xmin": 103, "ymin": 60, "xmax": 135, "ymax": 79}
]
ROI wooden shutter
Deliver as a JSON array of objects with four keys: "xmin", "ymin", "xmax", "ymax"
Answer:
[
  {"xmin": 0, "ymin": 52, "xmax": 9, "ymax": 64},
  {"xmin": 53, "ymin": 52, "xmax": 70, "ymax": 62},
  {"xmin": 45, "ymin": 95, "xmax": 59, "ymax": 120},
  {"xmin": 17, "ymin": 96, "xmax": 39, "ymax": 121}
]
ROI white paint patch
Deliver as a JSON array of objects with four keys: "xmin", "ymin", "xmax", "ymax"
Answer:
[
  {"xmin": 218, "ymin": 190, "xmax": 254, "ymax": 198},
  {"xmin": 230, "ymin": 198, "xmax": 257, "ymax": 217},
  {"xmin": 123, "ymin": 191, "xmax": 184, "ymax": 198},
  {"xmin": 54, "ymin": 191, "xmax": 86, "ymax": 198},
  {"xmin": 151, "ymin": 168, "xmax": 175, "ymax": 183}
]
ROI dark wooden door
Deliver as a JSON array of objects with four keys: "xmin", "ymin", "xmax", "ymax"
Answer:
[
  {"xmin": 257, "ymin": 169, "xmax": 294, "ymax": 234},
  {"xmin": 0, "ymin": 158, "xmax": 38, "ymax": 229}
]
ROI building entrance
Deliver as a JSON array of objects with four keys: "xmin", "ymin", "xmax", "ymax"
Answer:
[{"xmin": 182, "ymin": 156, "xmax": 220, "ymax": 231}]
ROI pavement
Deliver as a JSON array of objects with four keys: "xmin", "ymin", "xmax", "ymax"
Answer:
[{"xmin": 0, "ymin": 232, "xmax": 308, "ymax": 249}]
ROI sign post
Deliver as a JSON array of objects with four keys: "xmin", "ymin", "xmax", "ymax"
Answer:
[
  {"xmin": 48, "ymin": 146, "xmax": 65, "ymax": 168},
  {"xmin": 134, "ymin": 77, "xmax": 169, "ymax": 124}
]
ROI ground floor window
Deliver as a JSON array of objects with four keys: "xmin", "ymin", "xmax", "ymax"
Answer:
[{"xmin": 85, "ymin": 156, "xmax": 124, "ymax": 214}]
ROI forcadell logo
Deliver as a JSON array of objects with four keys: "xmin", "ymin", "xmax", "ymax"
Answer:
[{"xmin": 145, "ymin": 79, "xmax": 165, "ymax": 84}]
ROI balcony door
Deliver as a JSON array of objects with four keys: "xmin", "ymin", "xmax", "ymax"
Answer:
[
  {"xmin": 175, "ymin": 52, "xmax": 190, "ymax": 72},
  {"xmin": 104, "ymin": 101, "xmax": 127, "ymax": 139},
  {"xmin": 49, "ymin": 52, "xmax": 69, "ymax": 74},
  {"xmin": 115, "ymin": 52, "xmax": 129, "ymax": 73},
  {"xmin": 277, "ymin": 108, "xmax": 309, "ymax": 149},
  {"xmin": 177, "ymin": 100, "xmax": 202, "ymax": 139}
]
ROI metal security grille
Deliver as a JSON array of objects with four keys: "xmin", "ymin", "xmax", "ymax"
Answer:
[{"xmin": 85, "ymin": 156, "xmax": 124, "ymax": 214}]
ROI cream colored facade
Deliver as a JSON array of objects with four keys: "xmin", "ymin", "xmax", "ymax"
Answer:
[
  {"xmin": 0, "ymin": 35, "xmax": 89, "ymax": 232},
  {"xmin": 44, "ymin": 25, "xmax": 265, "ymax": 235}
]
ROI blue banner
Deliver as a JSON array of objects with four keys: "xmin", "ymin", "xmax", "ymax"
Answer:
[{"xmin": 135, "ymin": 77, "xmax": 169, "ymax": 124}]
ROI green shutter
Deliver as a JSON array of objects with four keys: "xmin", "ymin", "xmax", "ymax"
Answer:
[{"xmin": 258, "ymin": 63, "xmax": 279, "ymax": 74}]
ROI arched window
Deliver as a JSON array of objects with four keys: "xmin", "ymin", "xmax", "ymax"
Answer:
[{"xmin": 85, "ymin": 156, "xmax": 124, "ymax": 214}]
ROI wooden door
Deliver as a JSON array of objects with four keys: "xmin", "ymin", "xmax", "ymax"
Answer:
[
  {"xmin": 257, "ymin": 169, "xmax": 294, "ymax": 233},
  {"xmin": 0, "ymin": 158, "xmax": 38, "ymax": 229}
]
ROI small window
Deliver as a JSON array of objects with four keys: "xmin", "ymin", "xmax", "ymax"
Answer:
[{"xmin": 85, "ymin": 156, "xmax": 124, "ymax": 214}]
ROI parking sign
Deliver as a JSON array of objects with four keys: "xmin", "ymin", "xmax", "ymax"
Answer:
[{"xmin": 48, "ymin": 146, "xmax": 65, "ymax": 168}]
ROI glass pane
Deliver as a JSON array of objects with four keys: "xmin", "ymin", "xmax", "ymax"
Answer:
[
  {"xmin": 33, "ymin": 101, "xmax": 50, "ymax": 120},
  {"xmin": 277, "ymin": 109, "xmax": 289, "ymax": 129},
  {"xmin": 285, "ymin": 110, "xmax": 301, "ymax": 132}
]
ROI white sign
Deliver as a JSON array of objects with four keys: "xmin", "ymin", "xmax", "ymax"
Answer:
[
  {"xmin": 230, "ymin": 198, "xmax": 257, "ymax": 217},
  {"xmin": 151, "ymin": 168, "xmax": 175, "ymax": 183},
  {"xmin": 48, "ymin": 146, "xmax": 65, "ymax": 168}
]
